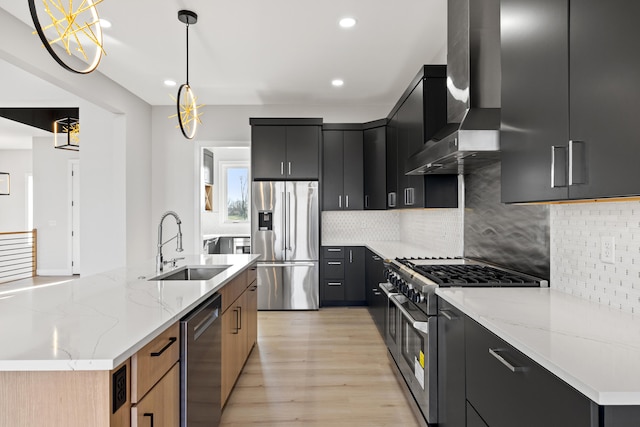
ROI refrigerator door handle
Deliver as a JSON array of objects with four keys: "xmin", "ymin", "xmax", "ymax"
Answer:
[
  {"xmin": 287, "ymin": 191, "xmax": 292, "ymax": 250},
  {"xmin": 281, "ymin": 191, "xmax": 286, "ymax": 254},
  {"xmin": 257, "ymin": 263, "xmax": 316, "ymax": 268}
]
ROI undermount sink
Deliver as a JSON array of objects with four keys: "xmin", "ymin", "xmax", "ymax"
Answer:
[{"xmin": 150, "ymin": 265, "xmax": 231, "ymax": 281}]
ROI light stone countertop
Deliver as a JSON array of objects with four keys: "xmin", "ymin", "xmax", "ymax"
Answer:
[
  {"xmin": 321, "ymin": 239, "xmax": 458, "ymax": 260},
  {"xmin": 0, "ymin": 254, "xmax": 259, "ymax": 372},
  {"xmin": 436, "ymin": 287, "xmax": 640, "ymax": 406}
]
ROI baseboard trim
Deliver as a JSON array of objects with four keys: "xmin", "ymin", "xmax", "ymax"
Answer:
[{"xmin": 36, "ymin": 269, "xmax": 73, "ymax": 276}]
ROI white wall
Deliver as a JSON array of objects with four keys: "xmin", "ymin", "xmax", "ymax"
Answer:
[
  {"xmin": 0, "ymin": 10, "xmax": 152, "ymax": 274},
  {"xmin": 32, "ymin": 137, "xmax": 78, "ymax": 274},
  {"xmin": 152, "ymin": 104, "xmax": 390, "ymax": 256},
  {"xmin": 0, "ymin": 150, "xmax": 32, "ymax": 232}
]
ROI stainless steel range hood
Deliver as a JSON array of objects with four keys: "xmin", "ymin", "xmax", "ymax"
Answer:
[{"xmin": 407, "ymin": 0, "xmax": 501, "ymax": 175}]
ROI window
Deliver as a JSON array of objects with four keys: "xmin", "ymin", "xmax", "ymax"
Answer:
[{"xmin": 222, "ymin": 162, "xmax": 249, "ymax": 223}]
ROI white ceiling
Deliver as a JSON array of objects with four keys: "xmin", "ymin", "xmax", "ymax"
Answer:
[{"xmin": 0, "ymin": 0, "xmax": 447, "ymax": 107}]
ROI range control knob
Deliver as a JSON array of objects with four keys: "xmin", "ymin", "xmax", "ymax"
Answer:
[
  {"xmin": 413, "ymin": 293, "xmax": 425, "ymax": 304},
  {"xmin": 407, "ymin": 288, "xmax": 415, "ymax": 299}
]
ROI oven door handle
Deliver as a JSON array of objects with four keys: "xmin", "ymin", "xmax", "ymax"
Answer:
[{"xmin": 389, "ymin": 294, "xmax": 430, "ymax": 336}]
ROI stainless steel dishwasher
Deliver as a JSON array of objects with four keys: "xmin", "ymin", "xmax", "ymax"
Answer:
[{"xmin": 180, "ymin": 293, "xmax": 222, "ymax": 427}]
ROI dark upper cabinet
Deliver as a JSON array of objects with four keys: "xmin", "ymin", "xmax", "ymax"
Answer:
[
  {"xmin": 386, "ymin": 114, "xmax": 399, "ymax": 209},
  {"xmin": 250, "ymin": 119, "xmax": 321, "ymax": 181},
  {"xmin": 387, "ymin": 65, "xmax": 457, "ymax": 209},
  {"xmin": 501, "ymin": 0, "xmax": 640, "ymax": 203},
  {"xmin": 363, "ymin": 122, "xmax": 387, "ymax": 210},
  {"xmin": 322, "ymin": 126, "xmax": 363, "ymax": 211}
]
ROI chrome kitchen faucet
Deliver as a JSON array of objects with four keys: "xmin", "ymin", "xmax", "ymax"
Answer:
[{"xmin": 156, "ymin": 211, "xmax": 184, "ymax": 272}]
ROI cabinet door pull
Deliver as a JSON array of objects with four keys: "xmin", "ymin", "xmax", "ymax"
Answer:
[
  {"xmin": 349, "ymin": 250, "xmax": 353, "ymax": 263},
  {"xmin": 150, "ymin": 337, "xmax": 177, "ymax": 357},
  {"xmin": 488, "ymin": 348, "xmax": 526, "ymax": 373},
  {"xmin": 365, "ymin": 195, "xmax": 369, "ymax": 208},
  {"xmin": 327, "ymin": 248, "xmax": 341, "ymax": 252},
  {"xmin": 439, "ymin": 310, "xmax": 456, "ymax": 321},
  {"xmin": 237, "ymin": 306, "xmax": 242, "ymax": 330},
  {"xmin": 569, "ymin": 140, "xmax": 587, "ymax": 185},
  {"xmin": 288, "ymin": 162, "xmax": 292, "ymax": 176},
  {"xmin": 551, "ymin": 146, "xmax": 568, "ymax": 188},
  {"xmin": 327, "ymin": 261, "xmax": 342, "ymax": 265},
  {"xmin": 372, "ymin": 255, "xmax": 381, "ymax": 261},
  {"xmin": 280, "ymin": 162, "xmax": 284, "ymax": 176},
  {"xmin": 233, "ymin": 309, "xmax": 240, "ymax": 334},
  {"xmin": 328, "ymin": 282, "xmax": 342, "ymax": 286},
  {"xmin": 346, "ymin": 195, "xmax": 350, "ymax": 208},
  {"xmin": 388, "ymin": 192, "xmax": 397, "ymax": 208},
  {"xmin": 143, "ymin": 413, "xmax": 155, "ymax": 427},
  {"xmin": 338, "ymin": 195, "xmax": 342, "ymax": 209}
]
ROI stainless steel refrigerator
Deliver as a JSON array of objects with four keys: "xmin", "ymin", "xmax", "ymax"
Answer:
[{"xmin": 251, "ymin": 181, "xmax": 319, "ymax": 310}]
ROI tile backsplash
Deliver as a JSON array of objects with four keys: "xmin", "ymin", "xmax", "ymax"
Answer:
[
  {"xmin": 551, "ymin": 201, "xmax": 640, "ymax": 314},
  {"xmin": 321, "ymin": 211, "xmax": 400, "ymax": 243},
  {"xmin": 399, "ymin": 209, "xmax": 463, "ymax": 256}
]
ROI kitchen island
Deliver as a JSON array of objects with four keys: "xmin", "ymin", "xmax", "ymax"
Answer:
[{"xmin": 0, "ymin": 254, "xmax": 259, "ymax": 427}]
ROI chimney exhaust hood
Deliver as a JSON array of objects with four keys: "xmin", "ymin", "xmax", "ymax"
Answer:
[{"xmin": 407, "ymin": 0, "xmax": 501, "ymax": 175}]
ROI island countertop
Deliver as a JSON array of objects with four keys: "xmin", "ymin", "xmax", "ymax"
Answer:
[{"xmin": 0, "ymin": 254, "xmax": 259, "ymax": 372}]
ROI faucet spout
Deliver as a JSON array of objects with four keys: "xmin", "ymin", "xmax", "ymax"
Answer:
[{"xmin": 157, "ymin": 211, "xmax": 184, "ymax": 272}]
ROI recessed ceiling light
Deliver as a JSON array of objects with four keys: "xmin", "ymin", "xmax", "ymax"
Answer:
[
  {"xmin": 332, "ymin": 79, "xmax": 344, "ymax": 87},
  {"xmin": 164, "ymin": 79, "xmax": 177, "ymax": 87},
  {"xmin": 99, "ymin": 19, "xmax": 112, "ymax": 29},
  {"xmin": 339, "ymin": 17, "xmax": 357, "ymax": 28}
]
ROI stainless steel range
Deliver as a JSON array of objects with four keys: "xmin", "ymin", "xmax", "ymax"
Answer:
[{"xmin": 380, "ymin": 257, "xmax": 547, "ymax": 425}]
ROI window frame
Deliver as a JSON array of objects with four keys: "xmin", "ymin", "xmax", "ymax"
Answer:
[{"xmin": 220, "ymin": 161, "xmax": 250, "ymax": 224}]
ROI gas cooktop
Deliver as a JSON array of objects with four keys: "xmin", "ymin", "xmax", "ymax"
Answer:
[{"xmin": 394, "ymin": 257, "xmax": 547, "ymax": 288}]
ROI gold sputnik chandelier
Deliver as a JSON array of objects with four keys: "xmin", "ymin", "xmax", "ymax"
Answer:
[
  {"xmin": 169, "ymin": 10, "xmax": 204, "ymax": 140},
  {"xmin": 28, "ymin": 0, "xmax": 106, "ymax": 74}
]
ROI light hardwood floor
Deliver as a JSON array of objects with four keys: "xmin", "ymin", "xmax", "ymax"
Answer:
[{"xmin": 220, "ymin": 307, "xmax": 422, "ymax": 427}]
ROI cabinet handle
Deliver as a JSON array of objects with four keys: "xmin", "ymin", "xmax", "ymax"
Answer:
[
  {"xmin": 551, "ymin": 146, "xmax": 568, "ymax": 188},
  {"xmin": 150, "ymin": 337, "xmax": 177, "ymax": 357},
  {"xmin": 327, "ymin": 261, "xmax": 342, "ymax": 265},
  {"xmin": 372, "ymin": 255, "xmax": 381, "ymax": 261},
  {"xmin": 569, "ymin": 140, "xmax": 586, "ymax": 186},
  {"xmin": 339, "ymin": 195, "xmax": 342, "ymax": 208},
  {"xmin": 233, "ymin": 309, "xmax": 240, "ymax": 334},
  {"xmin": 488, "ymin": 348, "xmax": 526, "ymax": 373},
  {"xmin": 327, "ymin": 248, "xmax": 342, "ymax": 252},
  {"xmin": 388, "ymin": 192, "xmax": 396, "ymax": 208},
  {"xmin": 143, "ymin": 413, "xmax": 154, "ymax": 427},
  {"xmin": 237, "ymin": 306, "xmax": 242, "ymax": 330},
  {"xmin": 365, "ymin": 195, "xmax": 369, "ymax": 208},
  {"xmin": 328, "ymin": 282, "xmax": 342, "ymax": 286},
  {"xmin": 349, "ymin": 250, "xmax": 353, "ymax": 263},
  {"xmin": 439, "ymin": 310, "xmax": 456, "ymax": 321},
  {"xmin": 346, "ymin": 195, "xmax": 350, "ymax": 208},
  {"xmin": 280, "ymin": 162, "xmax": 284, "ymax": 176},
  {"xmin": 373, "ymin": 292, "xmax": 382, "ymax": 296},
  {"xmin": 288, "ymin": 162, "xmax": 292, "ymax": 176}
]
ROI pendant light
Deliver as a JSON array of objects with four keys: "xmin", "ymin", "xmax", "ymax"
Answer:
[
  {"xmin": 54, "ymin": 117, "xmax": 80, "ymax": 151},
  {"xmin": 173, "ymin": 10, "xmax": 203, "ymax": 140},
  {"xmin": 28, "ymin": 0, "xmax": 106, "ymax": 74}
]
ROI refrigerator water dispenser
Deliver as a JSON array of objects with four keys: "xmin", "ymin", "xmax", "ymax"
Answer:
[{"xmin": 258, "ymin": 211, "xmax": 273, "ymax": 231}]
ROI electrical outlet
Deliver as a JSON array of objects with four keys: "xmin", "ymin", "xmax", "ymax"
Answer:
[{"xmin": 601, "ymin": 236, "xmax": 615, "ymax": 264}]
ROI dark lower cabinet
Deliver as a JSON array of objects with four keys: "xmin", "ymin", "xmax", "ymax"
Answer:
[
  {"xmin": 365, "ymin": 249, "xmax": 386, "ymax": 338},
  {"xmin": 320, "ymin": 246, "xmax": 365, "ymax": 306},
  {"xmin": 466, "ymin": 402, "xmax": 489, "ymax": 427},
  {"xmin": 465, "ymin": 316, "xmax": 596, "ymax": 427},
  {"xmin": 437, "ymin": 300, "xmax": 466, "ymax": 427}
]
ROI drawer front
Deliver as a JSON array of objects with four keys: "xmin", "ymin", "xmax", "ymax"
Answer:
[
  {"xmin": 132, "ymin": 322, "xmax": 180, "ymax": 403},
  {"xmin": 322, "ymin": 247, "xmax": 344, "ymax": 259},
  {"xmin": 466, "ymin": 401, "xmax": 489, "ymax": 427},
  {"xmin": 323, "ymin": 280, "xmax": 345, "ymax": 301},
  {"xmin": 465, "ymin": 318, "xmax": 594, "ymax": 427},
  {"xmin": 220, "ymin": 270, "xmax": 248, "ymax": 313},
  {"xmin": 323, "ymin": 260, "xmax": 345, "ymax": 278},
  {"xmin": 131, "ymin": 362, "xmax": 180, "ymax": 427},
  {"xmin": 247, "ymin": 264, "xmax": 257, "ymax": 285}
]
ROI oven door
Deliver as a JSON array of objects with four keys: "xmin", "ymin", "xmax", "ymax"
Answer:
[
  {"xmin": 380, "ymin": 282, "xmax": 400, "ymax": 360},
  {"xmin": 389, "ymin": 294, "xmax": 437, "ymax": 424}
]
